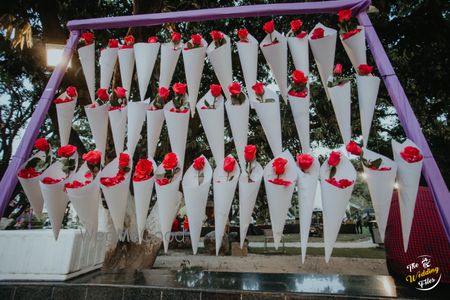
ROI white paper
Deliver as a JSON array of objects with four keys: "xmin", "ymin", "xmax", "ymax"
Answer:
[
  {"xmin": 109, "ymin": 106, "xmax": 128, "ymax": 157},
  {"xmin": 159, "ymin": 42, "xmax": 181, "ymax": 88},
  {"xmin": 85, "ymin": 104, "xmax": 109, "ymax": 164},
  {"xmin": 55, "ymin": 91, "xmax": 77, "ymax": 146},
  {"xmin": 146, "ymin": 101, "xmax": 165, "ymax": 159},
  {"xmin": 225, "ymin": 96, "xmax": 249, "ymax": 168},
  {"xmin": 77, "ymin": 43, "xmax": 96, "ymax": 102},
  {"xmin": 134, "ymin": 42, "xmax": 160, "ymax": 101},
  {"xmin": 118, "ymin": 48, "xmax": 135, "ymax": 100},
  {"xmin": 163, "ymin": 101, "xmax": 190, "ymax": 169},
  {"xmin": 357, "ymin": 75, "xmax": 380, "ymax": 147},
  {"xmin": 127, "ymin": 101, "xmax": 147, "ymax": 157},
  {"xmin": 287, "ymin": 36, "xmax": 309, "ymax": 75},
  {"xmin": 340, "ymin": 26, "xmax": 367, "ymax": 71},
  {"xmin": 99, "ymin": 47, "xmax": 118, "ymax": 89},
  {"xmin": 288, "ymin": 93, "xmax": 310, "ymax": 153},
  {"xmin": 328, "ymin": 81, "xmax": 352, "ymax": 145},
  {"xmin": 237, "ymin": 34, "xmax": 259, "ymax": 100},
  {"xmin": 207, "ymin": 34, "xmax": 233, "ymax": 100}
]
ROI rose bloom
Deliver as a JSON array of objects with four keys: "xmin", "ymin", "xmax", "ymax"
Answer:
[
  {"xmin": 172, "ymin": 83, "xmax": 187, "ymax": 95},
  {"xmin": 159, "ymin": 87, "xmax": 170, "ymax": 100},
  {"xmin": 156, "ymin": 178, "xmax": 170, "ymax": 186},
  {"xmin": 148, "ymin": 36, "xmax": 158, "ymax": 43},
  {"xmin": 18, "ymin": 167, "xmax": 40, "ymax": 179},
  {"xmin": 97, "ymin": 88, "xmax": 109, "ymax": 101},
  {"xmin": 310, "ymin": 27, "xmax": 324, "ymax": 40},
  {"xmin": 108, "ymin": 39, "xmax": 119, "ymax": 48},
  {"xmin": 346, "ymin": 141, "xmax": 362, "ymax": 156},
  {"xmin": 81, "ymin": 32, "xmax": 94, "ymax": 44},
  {"xmin": 210, "ymin": 30, "xmax": 224, "ymax": 41},
  {"xmin": 191, "ymin": 34, "xmax": 203, "ymax": 45},
  {"xmin": 290, "ymin": 19, "xmax": 303, "ymax": 33},
  {"xmin": 400, "ymin": 146, "xmax": 423, "ymax": 163},
  {"xmin": 66, "ymin": 86, "xmax": 77, "ymax": 98},
  {"xmin": 162, "ymin": 152, "xmax": 178, "ymax": 170},
  {"xmin": 358, "ymin": 64, "xmax": 373, "ymax": 76},
  {"xmin": 334, "ymin": 63, "xmax": 343, "ymax": 75},
  {"xmin": 297, "ymin": 154, "xmax": 314, "ymax": 171},
  {"xmin": 223, "ymin": 156, "xmax": 236, "ymax": 173},
  {"xmin": 252, "ymin": 82, "xmax": 265, "ymax": 96},
  {"xmin": 338, "ymin": 9, "xmax": 353, "ymax": 23},
  {"xmin": 35, "ymin": 138, "xmax": 49, "ymax": 152},
  {"xmin": 263, "ymin": 20, "xmax": 275, "ymax": 34},
  {"xmin": 58, "ymin": 144, "xmax": 77, "ymax": 158},
  {"xmin": 82, "ymin": 150, "xmax": 102, "ymax": 166},
  {"xmin": 119, "ymin": 152, "xmax": 130, "ymax": 169},
  {"xmin": 171, "ymin": 32, "xmax": 181, "ymax": 44},
  {"xmin": 328, "ymin": 151, "xmax": 341, "ymax": 167},
  {"xmin": 292, "ymin": 70, "xmax": 308, "ymax": 85},
  {"xmin": 228, "ymin": 82, "xmax": 241, "ymax": 96},
  {"xmin": 244, "ymin": 145, "xmax": 257, "ymax": 161},
  {"xmin": 237, "ymin": 28, "xmax": 248, "ymax": 41},
  {"xmin": 193, "ymin": 156, "xmax": 205, "ymax": 171},
  {"xmin": 133, "ymin": 159, "xmax": 153, "ymax": 182},
  {"xmin": 124, "ymin": 35, "xmax": 135, "ymax": 46},
  {"xmin": 114, "ymin": 87, "xmax": 127, "ymax": 99},
  {"xmin": 210, "ymin": 84, "xmax": 222, "ymax": 98},
  {"xmin": 273, "ymin": 157, "xmax": 288, "ymax": 175}
]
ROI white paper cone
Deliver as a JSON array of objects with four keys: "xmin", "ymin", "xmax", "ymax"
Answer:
[
  {"xmin": 225, "ymin": 97, "xmax": 249, "ymax": 168},
  {"xmin": 85, "ymin": 104, "xmax": 109, "ymax": 163},
  {"xmin": 320, "ymin": 154, "xmax": 356, "ymax": 262},
  {"xmin": 163, "ymin": 101, "xmax": 190, "ymax": 168},
  {"xmin": 127, "ymin": 101, "xmax": 147, "ymax": 157},
  {"xmin": 78, "ymin": 43, "xmax": 96, "ymax": 102},
  {"xmin": 182, "ymin": 155, "xmax": 213, "ymax": 254},
  {"xmin": 207, "ymin": 35, "xmax": 233, "ymax": 100},
  {"xmin": 67, "ymin": 163, "xmax": 100, "ymax": 240},
  {"xmin": 237, "ymin": 34, "xmax": 259, "ymax": 101},
  {"xmin": 288, "ymin": 93, "xmax": 310, "ymax": 153},
  {"xmin": 340, "ymin": 26, "xmax": 366, "ymax": 71},
  {"xmin": 182, "ymin": 39, "xmax": 207, "ymax": 117},
  {"xmin": 155, "ymin": 158, "xmax": 182, "ymax": 253},
  {"xmin": 134, "ymin": 42, "xmax": 160, "ymax": 101},
  {"xmin": 159, "ymin": 42, "xmax": 181, "ymax": 88},
  {"xmin": 357, "ymin": 75, "xmax": 380, "ymax": 147},
  {"xmin": 197, "ymin": 92, "xmax": 225, "ymax": 166},
  {"xmin": 100, "ymin": 47, "xmax": 118, "ymax": 89},
  {"xmin": 309, "ymin": 23, "xmax": 337, "ymax": 98},
  {"xmin": 328, "ymin": 82, "xmax": 352, "ymax": 144},
  {"xmin": 297, "ymin": 158, "xmax": 320, "ymax": 263},
  {"xmin": 213, "ymin": 156, "xmax": 240, "ymax": 255},
  {"xmin": 55, "ymin": 92, "xmax": 77, "ymax": 146},
  {"xmin": 146, "ymin": 101, "xmax": 165, "ymax": 158},
  {"xmin": 39, "ymin": 161, "xmax": 70, "ymax": 240},
  {"xmin": 109, "ymin": 106, "xmax": 128, "ymax": 157},
  {"xmin": 252, "ymin": 88, "xmax": 283, "ymax": 157},
  {"xmin": 132, "ymin": 157, "xmax": 156, "ymax": 244},
  {"xmin": 99, "ymin": 157, "xmax": 132, "ymax": 235},
  {"xmin": 392, "ymin": 139, "xmax": 423, "ymax": 252},
  {"xmin": 287, "ymin": 36, "xmax": 309, "ymax": 75},
  {"xmin": 118, "ymin": 48, "xmax": 135, "ymax": 100},
  {"xmin": 260, "ymin": 31, "xmax": 288, "ymax": 102},
  {"xmin": 362, "ymin": 148, "xmax": 397, "ymax": 242},
  {"xmin": 239, "ymin": 162, "xmax": 263, "ymax": 248}
]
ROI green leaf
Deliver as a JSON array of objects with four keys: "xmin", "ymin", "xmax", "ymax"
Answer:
[
  {"xmin": 25, "ymin": 157, "xmax": 42, "ymax": 169},
  {"xmin": 229, "ymin": 175, "xmax": 234, "ymax": 181},
  {"xmin": 329, "ymin": 166, "xmax": 336, "ymax": 180},
  {"xmin": 369, "ymin": 158, "xmax": 382, "ymax": 169}
]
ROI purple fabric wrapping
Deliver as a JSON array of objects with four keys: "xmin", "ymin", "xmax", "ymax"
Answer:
[{"xmin": 357, "ymin": 12, "xmax": 450, "ymax": 242}]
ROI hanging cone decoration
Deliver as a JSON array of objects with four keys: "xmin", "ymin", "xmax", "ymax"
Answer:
[
  {"xmin": 237, "ymin": 34, "xmax": 259, "ymax": 100},
  {"xmin": 85, "ymin": 104, "xmax": 109, "ymax": 163},
  {"xmin": 146, "ymin": 100, "xmax": 165, "ymax": 159},
  {"xmin": 182, "ymin": 155, "xmax": 213, "ymax": 254},
  {"xmin": 182, "ymin": 38, "xmax": 207, "ymax": 117},
  {"xmin": 214, "ymin": 155, "xmax": 240, "ymax": 255},
  {"xmin": 260, "ymin": 31, "xmax": 288, "ymax": 103},
  {"xmin": 362, "ymin": 148, "xmax": 397, "ymax": 242},
  {"xmin": 197, "ymin": 92, "xmax": 225, "ymax": 166},
  {"xmin": 134, "ymin": 42, "xmax": 160, "ymax": 101},
  {"xmin": 207, "ymin": 34, "xmax": 233, "ymax": 100},
  {"xmin": 77, "ymin": 43, "xmax": 96, "ymax": 102},
  {"xmin": 392, "ymin": 139, "xmax": 423, "ymax": 252},
  {"xmin": 225, "ymin": 96, "xmax": 249, "ymax": 168},
  {"xmin": 55, "ymin": 91, "xmax": 77, "ymax": 146},
  {"xmin": 163, "ymin": 101, "xmax": 190, "ymax": 169},
  {"xmin": 127, "ymin": 101, "xmax": 147, "ymax": 157},
  {"xmin": 289, "ymin": 93, "xmax": 311, "ymax": 153},
  {"xmin": 341, "ymin": 26, "xmax": 366, "ymax": 71},
  {"xmin": 309, "ymin": 23, "xmax": 337, "ymax": 98},
  {"xmin": 132, "ymin": 157, "xmax": 156, "ymax": 244},
  {"xmin": 159, "ymin": 42, "xmax": 181, "ymax": 88},
  {"xmin": 297, "ymin": 156, "xmax": 320, "ymax": 263},
  {"xmin": 357, "ymin": 74, "xmax": 380, "ymax": 147},
  {"xmin": 109, "ymin": 106, "xmax": 127, "ymax": 157},
  {"xmin": 118, "ymin": 47, "xmax": 135, "ymax": 100},
  {"xmin": 288, "ymin": 35, "xmax": 309, "ymax": 75},
  {"xmin": 239, "ymin": 161, "xmax": 263, "ymax": 248},
  {"xmin": 328, "ymin": 81, "xmax": 352, "ymax": 145},
  {"xmin": 320, "ymin": 153, "xmax": 356, "ymax": 262},
  {"xmin": 99, "ymin": 47, "xmax": 118, "ymax": 89}
]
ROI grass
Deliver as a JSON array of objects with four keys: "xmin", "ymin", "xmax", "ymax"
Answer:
[{"xmin": 248, "ymin": 247, "xmax": 386, "ymax": 259}]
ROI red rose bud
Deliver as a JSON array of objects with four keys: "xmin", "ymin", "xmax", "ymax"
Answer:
[
  {"xmin": 346, "ymin": 141, "xmax": 362, "ymax": 156},
  {"xmin": 191, "ymin": 34, "xmax": 203, "ymax": 45},
  {"xmin": 237, "ymin": 28, "xmax": 249, "ymax": 41},
  {"xmin": 82, "ymin": 150, "xmax": 102, "ymax": 166},
  {"xmin": 96, "ymin": 88, "xmax": 109, "ymax": 101},
  {"xmin": 244, "ymin": 145, "xmax": 257, "ymax": 162},
  {"xmin": 328, "ymin": 151, "xmax": 341, "ymax": 167},
  {"xmin": 58, "ymin": 144, "xmax": 77, "ymax": 158},
  {"xmin": 193, "ymin": 156, "xmax": 205, "ymax": 171},
  {"xmin": 263, "ymin": 20, "xmax": 275, "ymax": 34},
  {"xmin": 114, "ymin": 87, "xmax": 127, "ymax": 99},
  {"xmin": 124, "ymin": 35, "xmax": 135, "ymax": 46},
  {"xmin": 210, "ymin": 30, "xmax": 224, "ymax": 42},
  {"xmin": 358, "ymin": 64, "xmax": 374, "ymax": 76},
  {"xmin": 338, "ymin": 9, "xmax": 353, "ymax": 23},
  {"xmin": 171, "ymin": 32, "xmax": 181, "ymax": 44},
  {"xmin": 334, "ymin": 63, "xmax": 343, "ymax": 75},
  {"xmin": 310, "ymin": 27, "xmax": 324, "ymax": 40},
  {"xmin": 35, "ymin": 138, "xmax": 50, "ymax": 152},
  {"xmin": 210, "ymin": 84, "xmax": 222, "ymax": 98},
  {"xmin": 223, "ymin": 156, "xmax": 236, "ymax": 173},
  {"xmin": 158, "ymin": 87, "xmax": 170, "ymax": 100},
  {"xmin": 148, "ymin": 36, "xmax": 158, "ymax": 43},
  {"xmin": 119, "ymin": 152, "xmax": 130, "ymax": 169},
  {"xmin": 292, "ymin": 70, "xmax": 308, "ymax": 85},
  {"xmin": 81, "ymin": 32, "xmax": 94, "ymax": 44},
  {"xmin": 162, "ymin": 152, "xmax": 178, "ymax": 170},
  {"xmin": 290, "ymin": 19, "xmax": 303, "ymax": 33},
  {"xmin": 400, "ymin": 146, "xmax": 423, "ymax": 163},
  {"xmin": 108, "ymin": 39, "xmax": 119, "ymax": 48},
  {"xmin": 18, "ymin": 167, "xmax": 40, "ymax": 179},
  {"xmin": 228, "ymin": 82, "xmax": 242, "ymax": 96},
  {"xmin": 172, "ymin": 83, "xmax": 187, "ymax": 95},
  {"xmin": 272, "ymin": 157, "xmax": 288, "ymax": 175},
  {"xmin": 252, "ymin": 82, "xmax": 265, "ymax": 96},
  {"xmin": 66, "ymin": 86, "xmax": 77, "ymax": 98},
  {"xmin": 296, "ymin": 154, "xmax": 314, "ymax": 171}
]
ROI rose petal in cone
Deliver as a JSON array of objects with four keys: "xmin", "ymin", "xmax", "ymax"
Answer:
[
  {"xmin": 340, "ymin": 26, "xmax": 366, "ymax": 71},
  {"xmin": 159, "ymin": 42, "xmax": 181, "ymax": 88},
  {"xmin": 127, "ymin": 101, "xmax": 147, "ymax": 157},
  {"xmin": 289, "ymin": 93, "xmax": 311, "ymax": 153},
  {"xmin": 225, "ymin": 97, "xmax": 249, "ymax": 168},
  {"xmin": 109, "ymin": 106, "xmax": 127, "ymax": 157},
  {"xmin": 56, "ymin": 92, "xmax": 77, "ymax": 146},
  {"xmin": 287, "ymin": 36, "xmax": 309, "ymax": 75},
  {"xmin": 237, "ymin": 34, "xmax": 259, "ymax": 101},
  {"xmin": 207, "ymin": 35, "xmax": 233, "ymax": 100},
  {"xmin": 85, "ymin": 104, "xmax": 109, "ymax": 163},
  {"xmin": 239, "ymin": 162, "xmax": 263, "ymax": 248},
  {"xmin": 146, "ymin": 101, "xmax": 165, "ymax": 159},
  {"xmin": 118, "ymin": 48, "xmax": 135, "ymax": 100},
  {"xmin": 163, "ymin": 101, "xmax": 190, "ymax": 169},
  {"xmin": 320, "ymin": 154, "xmax": 356, "ymax": 262},
  {"xmin": 392, "ymin": 139, "xmax": 423, "ymax": 252},
  {"xmin": 357, "ymin": 75, "xmax": 380, "ymax": 147},
  {"xmin": 134, "ymin": 42, "xmax": 160, "ymax": 101},
  {"xmin": 78, "ymin": 43, "xmax": 96, "ymax": 102},
  {"xmin": 182, "ymin": 155, "xmax": 213, "ymax": 254},
  {"xmin": 328, "ymin": 82, "xmax": 352, "ymax": 145},
  {"xmin": 100, "ymin": 47, "xmax": 118, "ymax": 89},
  {"xmin": 362, "ymin": 148, "xmax": 397, "ymax": 242}
]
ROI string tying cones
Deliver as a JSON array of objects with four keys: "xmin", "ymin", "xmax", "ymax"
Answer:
[{"xmin": 134, "ymin": 39, "xmax": 160, "ymax": 101}]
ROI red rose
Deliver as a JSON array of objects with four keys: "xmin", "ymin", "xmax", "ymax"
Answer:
[
  {"xmin": 114, "ymin": 87, "xmax": 127, "ymax": 99},
  {"xmin": 119, "ymin": 152, "xmax": 130, "ymax": 169},
  {"xmin": 342, "ymin": 28, "xmax": 361, "ymax": 40},
  {"xmin": 338, "ymin": 9, "xmax": 353, "ymax": 23},
  {"xmin": 326, "ymin": 178, "xmax": 353, "ymax": 189},
  {"xmin": 148, "ymin": 36, "xmax": 158, "ymax": 43},
  {"xmin": 159, "ymin": 87, "xmax": 170, "ymax": 100},
  {"xmin": 124, "ymin": 35, "xmax": 135, "ymax": 46},
  {"xmin": 288, "ymin": 90, "xmax": 308, "ymax": 98},
  {"xmin": 358, "ymin": 64, "xmax": 374, "ymax": 76},
  {"xmin": 210, "ymin": 84, "xmax": 222, "ymax": 98},
  {"xmin": 193, "ymin": 156, "xmax": 205, "ymax": 171},
  {"xmin": 228, "ymin": 82, "xmax": 242, "ymax": 96},
  {"xmin": 237, "ymin": 28, "xmax": 248, "ymax": 41},
  {"xmin": 252, "ymin": 82, "xmax": 265, "ymax": 97},
  {"xmin": 66, "ymin": 86, "xmax": 77, "ymax": 98},
  {"xmin": 191, "ymin": 34, "xmax": 202, "ymax": 45},
  {"xmin": 223, "ymin": 156, "xmax": 236, "ymax": 173},
  {"xmin": 290, "ymin": 19, "xmax": 303, "ymax": 33},
  {"xmin": 346, "ymin": 141, "xmax": 362, "ymax": 156},
  {"xmin": 244, "ymin": 145, "xmax": 257, "ymax": 162},
  {"xmin": 172, "ymin": 83, "xmax": 187, "ymax": 95},
  {"xmin": 296, "ymin": 154, "xmax": 314, "ymax": 171},
  {"xmin": 171, "ymin": 32, "xmax": 181, "ymax": 44},
  {"xmin": 42, "ymin": 177, "xmax": 63, "ymax": 184},
  {"xmin": 310, "ymin": 28, "xmax": 324, "ymax": 40},
  {"xmin": 273, "ymin": 157, "xmax": 288, "ymax": 175},
  {"xmin": 400, "ymin": 146, "xmax": 423, "ymax": 163},
  {"xmin": 292, "ymin": 70, "xmax": 308, "ymax": 85},
  {"xmin": 82, "ymin": 150, "xmax": 102, "ymax": 166},
  {"xmin": 54, "ymin": 97, "xmax": 72, "ymax": 104},
  {"xmin": 35, "ymin": 138, "xmax": 49, "ymax": 152},
  {"xmin": 65, "ymin": 180, "xmax": 86, "ymax": 189},
  {"xmin": 268, "ymin": 178, "xmax": 292, "ymax": 186},
  {"xmin": 328, "ymin": 151, "xmax": 341, "ymax": 167},
  {"xmin": 96, "ymin": 88, "xmax": 109, "ymax": 101},
  {"xmin": 108, "ymin": 39, "xmax": 119, "ymax": 48},
  {"xmin": 263, "ymin": 20, "xmax": 275, "ymax": 34},
  {"xmin": 58, "ymin": 144, "xmax": 77, "ymax": 158},
  {"xmin": 81, "ymin": 32, "xmax": 94, "ymax": 44},
  {"xmin": 133, "ymin": 159, "xmax": 153, "ymax": 182},
  {"xmin": 18, "ymin": 167, "xmax": 40, "ymax": 179},
  {"xmin": 210, "ymin": 30, "xmax": 224, "ymax": 42},
  {"xmin": 162, "ymin": 152, "xmax": 178, "ymax": 170},
  {"xmin": 334, "ymin": 63, "xmax": 343, "ymax": 76},
  {"xmin": 156, "ymin": 178, "xmax": 170, "ymax": 186}
]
